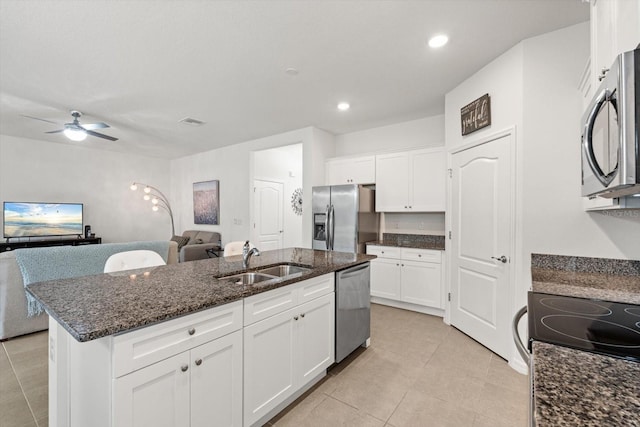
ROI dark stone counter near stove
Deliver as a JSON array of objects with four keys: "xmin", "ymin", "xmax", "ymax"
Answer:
[
  {"xmin": 530, "ymin": 253, "xmax": 640, "ymax": 427},
  {"xmin": 366, "ymin": 233, "xmax": 445, "ymax": 251},
  {"xmin": 26, "ymin": 248, "xmax": 374, "ymax": 342}
]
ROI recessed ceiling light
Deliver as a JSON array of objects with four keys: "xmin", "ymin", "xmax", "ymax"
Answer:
[
  {"xmin": 285, "ymin": 67, "xmax": 299, "ymax": 76},
  {"xmin": 428, "ymin": 34, "xmax": 449, "ymax": 48},
  {"xmin": 337, "ymin": 102, "xmax": 350, "ymax": 111}
]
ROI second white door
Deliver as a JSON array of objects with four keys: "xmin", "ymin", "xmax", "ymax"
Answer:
[
  {"xmin": 253, "ymin": 180, "xmax": 284, "ymax": 251},
  {"xmin": 449, "ymin": 131, "xmax": 514, "ymax": 360}
]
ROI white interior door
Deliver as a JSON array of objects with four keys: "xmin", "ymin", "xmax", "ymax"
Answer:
[
  {"xmin": 253, "ymin": 180, "xmax": 284, "ymax": 251},
  {"xmin": 450, "ymin": 132, "xmax": 513, "ymax": 360}
]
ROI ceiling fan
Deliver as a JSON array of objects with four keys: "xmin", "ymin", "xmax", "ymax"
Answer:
[{"xmin": 23, "ymin": 110, "xmax": 118, "ymax": 141}]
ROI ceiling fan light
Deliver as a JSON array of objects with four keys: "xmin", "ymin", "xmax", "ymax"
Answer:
[
  {"xmin": 63, "ymin": 127, "xmax": 87, "ymax": 141},
  {"xmin": 152, "ymin": 205, "xmax": 159, "ymax": 212},
  {"xmin": 130, "ymin": 183, "xmax": 138, "ymax": 191}
]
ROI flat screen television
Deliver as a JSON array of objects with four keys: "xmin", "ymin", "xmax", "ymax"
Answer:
[{"xmin": 3, "ymin": 202, "xmax": 83, "ymax": 238}]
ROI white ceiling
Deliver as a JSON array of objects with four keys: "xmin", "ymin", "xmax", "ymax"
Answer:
[{"xmin": 0, "ymin": 0, "xmax": 589, "ymax": 159}]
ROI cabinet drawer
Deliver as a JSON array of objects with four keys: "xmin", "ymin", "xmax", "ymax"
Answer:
[
  {"xmin": 298, "ymin": 273, "xmax": 335, "ymax": 305},
  {"xmin": 113, "ymin": 300, "xmax": 243, "ymax": 378},
  {"xmin": 366, "ymin": 245, "xmax": 401, "ymax": 259},
  {"xmin": 244, "ymin": 285, "xmax": 297, "ymax": 326},
  {"xmin": 401, "ymin": 248, "xmax": 441, "ymax": 263}
]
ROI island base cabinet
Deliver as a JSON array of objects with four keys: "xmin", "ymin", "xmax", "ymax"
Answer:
[
  {"xmin": 113, "ymin": 329, "xmax": 243, "ymax": 427},
  {"xmin": 113, "ymin": 352, "xmax": 190, "ymax": 427},
  {"xmin": 243, "ymin": 293, "xmax": 335, "ymax": 427}
]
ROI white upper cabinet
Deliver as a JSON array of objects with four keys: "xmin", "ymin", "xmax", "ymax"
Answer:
[
  {"xmin": 325, "ymin": 155, "xmax": 375, "ymax": 185},
  {"xmin": 589, "ymin": 0, "xmax": 640, "ymax": 98},
  {"xmin": 376, "ymin": 148, "xmax": 446, "ymax": 212}
]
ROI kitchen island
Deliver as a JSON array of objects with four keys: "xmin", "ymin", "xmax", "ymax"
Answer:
[
  {"xmin": 529, "ymin": 254, "xmax": 640, "ymax": 426},
  {"xmin": 26, "ymin": 247, "xmax": 374, "ymax": 427}
]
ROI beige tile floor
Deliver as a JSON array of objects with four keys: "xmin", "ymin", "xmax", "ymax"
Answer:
[{"xmin": 1, "ymin": 304, "xmax": 529, "ymax": 427}]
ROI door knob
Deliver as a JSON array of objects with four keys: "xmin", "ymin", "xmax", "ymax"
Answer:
[
  {"xmin": 195, "ymin": 358, "xmax": 202, "ymax": 366},
  {"xmin": 491, "ymin": 256, "xmax": 508, "ymax": 263}
]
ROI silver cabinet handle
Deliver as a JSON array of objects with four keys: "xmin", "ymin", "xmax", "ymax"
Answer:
[
  {"xmin": 301, "ymin": 313, "xmax": 305, "ymax": 318},
  {"xmin": 418, "ymin": 254, "xmax": 422, "ymax": 257},
  {"xmin": 294, "ymin": 316, "xmax": 299, "ymax": 320},
  {"xmin": 195, "ymin": 359, "xmax": 202, "ymax": 366},
  {"xmin": 491, "ymin": 256, "xmax": 508, "ymax": 263},
  {"xmin": 181, "ymin": 364, "xmax": 189, "ymax": 372},
  {"xmin": 188, "ymin": 328, "xmax": 196, "ymax": 335}
]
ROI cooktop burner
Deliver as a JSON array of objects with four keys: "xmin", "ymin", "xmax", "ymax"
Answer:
[{"xmin": 529, "ymin": 292, "xmax": 640, "ymax": 362}]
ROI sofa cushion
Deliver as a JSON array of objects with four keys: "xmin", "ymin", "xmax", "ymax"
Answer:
[
  {"xmin": 182, "ymin": 230, "xmax": 220, "ymax": 245},
  {"xmin": 171, "ymin": 235, "xmax": 190, "ymax": 251}
]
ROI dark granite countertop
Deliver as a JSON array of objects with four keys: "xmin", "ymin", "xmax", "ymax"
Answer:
[
  {"xmin": 530, "ymin": 253, "xmax": 640, "ymax": 426},
  {"xmin": 26, "ymin": 248, "xmax": 374, "ymax": 343},
  {"xmin": 532, "ymin": 342, "xmax": 640, "ymax": 427},
  {"xmin": 366, "ymin": 233, "xmax": 445, "ymax": 251}
]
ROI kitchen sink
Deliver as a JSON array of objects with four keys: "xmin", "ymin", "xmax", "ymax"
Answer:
[
  {"xmin": 257, "ymin": 264, "xmax": 312, "ymax": 277},
  {"xmin": 219, "ymin": 272, "xmax": 276, "ymax": 285},
  {"xmin": 217, "ymin": 264, "xmax": 312, "ymax": 285}
]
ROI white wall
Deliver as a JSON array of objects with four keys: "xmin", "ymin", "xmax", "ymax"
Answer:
[
  {"xmin": 445, "ymin": 45, "xmax": 524, "ymax": 149},
  {"xmin": 170, "ymin": 126, "xmax": 334, "ymax": 248},
  {"xmin": 0, "ymin": 135, "xmax": 171, "ymax": 243},
  {"xmin": 381, "ymin": 212, "xmax": 445, "ymax": 236},
  {"xmin": 520, "ymin": 23, "xmax": 640, "ymax": 278},
  {"xmin": 334, "ymin": 115, "xmax": 445, "ymax": 156},
  {"xmin": 253, "ymin": 143, "xmax": 303, "ymax": 247}
]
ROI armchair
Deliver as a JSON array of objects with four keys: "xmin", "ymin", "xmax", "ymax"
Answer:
[{"xmin": 179, "ymin": 230, "xmax": 222, "ymax": 262}]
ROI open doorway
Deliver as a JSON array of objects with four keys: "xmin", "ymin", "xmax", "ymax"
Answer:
[{"xmin": 251, "ymin": 143, "xmax": 303, "ymax": 248}]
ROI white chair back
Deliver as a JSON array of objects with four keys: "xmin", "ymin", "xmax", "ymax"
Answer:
[
  {"xmin": 104, "ymin": 250, "xmax": 166, "ymax": 273},
  {"xmin": 223, "ymin": 241, "xmax": 253, "ymax": 257}
]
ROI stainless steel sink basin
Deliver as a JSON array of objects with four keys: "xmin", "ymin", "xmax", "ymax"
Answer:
[
  {"xmin": 257, "ymin": 264, "xmax": 311, "ymax": 277},
  {"xmin": 219, "ymin": 272, "xmax": 276, "ymax": 285}
]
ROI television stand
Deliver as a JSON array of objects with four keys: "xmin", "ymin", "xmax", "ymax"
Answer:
[{"xmin": 0, "ymin": 237, "xmax": 102, "ymax": 253}]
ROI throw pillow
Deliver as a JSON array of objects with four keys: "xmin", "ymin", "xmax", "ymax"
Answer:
[
  {"xmin": 193, "ymin": 238, "xmax": 204, "ymax": 244},
  {"xmin": 171, "ymin": 235, "xmax": 190, "ymax": 251}
]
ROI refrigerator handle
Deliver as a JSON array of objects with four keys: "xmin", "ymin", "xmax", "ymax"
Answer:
[
  {"xmin": 329, "ymin": 204, "xmax": 335, "ymax": 250},
  {"xmin": 324, "ymin": 204, "xmax": 331, "ymax": 250}
]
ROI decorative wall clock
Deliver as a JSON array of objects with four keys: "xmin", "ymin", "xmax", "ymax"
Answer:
[{"xmin": 291, "ymin": 188, "xmax": 303, "ymax": 216}]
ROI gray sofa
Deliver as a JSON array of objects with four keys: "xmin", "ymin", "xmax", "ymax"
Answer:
[
  {"xmin": 179, "ymin": 230, "xmax": 222, "ymax": 262},
  {"xmin": 0, "ymin": 241, "xmax": 178, "ymax": 341}
]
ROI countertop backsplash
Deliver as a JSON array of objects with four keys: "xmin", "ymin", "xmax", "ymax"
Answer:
[
  {"xmin": 368, "ymin": 233, "xmax": 446, "ymax": 250},
  {"xmin": 531, "ymin": 253, "xmax": 640, "ymax": 309}
]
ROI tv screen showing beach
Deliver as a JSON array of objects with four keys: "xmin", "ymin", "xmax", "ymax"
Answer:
[{"xmin": 3, "ymin": 202, "xmax": 83, "ymax": 238}]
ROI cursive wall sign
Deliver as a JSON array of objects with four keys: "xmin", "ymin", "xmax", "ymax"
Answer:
[{"xmin": 461, "ymin": 93, "xmax": 491, "ymax": 135}]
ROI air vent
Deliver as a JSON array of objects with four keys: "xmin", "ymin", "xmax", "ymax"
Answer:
[{"xmin": 179, "ymin": 117, "xmax": 206, "ymax": 126}]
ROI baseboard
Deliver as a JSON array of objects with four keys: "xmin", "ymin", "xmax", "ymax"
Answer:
[
  {"xmin": 371, "ymin": 297, "xmax": 445, "ymax": 317},
  {"xmin": 509, "ymin": 354, "xmax": 529, "ymax": 375}
]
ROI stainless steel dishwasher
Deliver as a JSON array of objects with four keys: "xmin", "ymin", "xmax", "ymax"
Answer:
[{"xmin": 335, "ymin": 262, "xmax": 371, "ymax": 363}]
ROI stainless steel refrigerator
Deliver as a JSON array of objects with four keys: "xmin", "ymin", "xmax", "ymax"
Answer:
[{"xmin": 312, "ymin": 184, "xmax": 378, "ymax": 254}]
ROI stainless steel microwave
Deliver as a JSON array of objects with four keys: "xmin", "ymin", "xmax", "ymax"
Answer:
[{"xmin": 582, "ymin": 47, "xmax": 639, "ymax": 198}]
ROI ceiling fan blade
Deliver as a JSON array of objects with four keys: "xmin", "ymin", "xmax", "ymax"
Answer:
[
  {"xmin": 45, "ymin": 129, "xmax": 65, "ymax": 134},
  {"xmin": 86, "ymin": 130, "xmax": 118, "ymax": 141},
  {"xmin": 81, "ymin": 122, "xmax": 110, "ymax": 130},
  {"xmin": 22, "ymin": 115, "xmax": 61, "ymax": 125}
]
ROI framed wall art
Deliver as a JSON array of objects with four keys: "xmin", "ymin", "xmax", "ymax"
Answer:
[{"xmin": 193, "ymin": 180, "xmax": 219, "ymax": 225}]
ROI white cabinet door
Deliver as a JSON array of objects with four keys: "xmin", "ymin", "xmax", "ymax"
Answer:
[
  {"xmin": 370, "ymin": 258, "xmax": 401, "ymax": 299},
  {"xmin": 376, "ymin": 149, "xmax": 446, "ymax": 212},
  {"xmin": 401, "ymin": 260, "xmax": 442, "ymax": 309},
  {"xmin": 326, "ymin": 156, "xmax": 375, "ymax": 185},
  {"xmin": 410, "ymin": 149, "xmax": 446, "ymax": 211},
  {"xmin": 376, "ymin": 152, "xmax": 410, "ymax": 211},
  {"xmin": 296, "ymin": 294, "xmax": 335, "ymax": 385},
  {"xmin": 113, "ymin": 352, "xmax": 190, "ymax": 427},
  {"xmin": 243, "ymin": 308, "xmax": 296, "ymax": 426},
  {"xmin": 191, "ymin": 330, "xmax": 243, "ymax": 427},
  {"xmin": 590, "ymin": 0, "xmax": 640, "ymax": 93}
]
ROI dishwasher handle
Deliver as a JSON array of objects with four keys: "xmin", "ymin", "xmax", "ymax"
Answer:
[
  {"xmin": 512, "ymin": 305, "xmax": 530, "ymax": 364},
  {"xmin": 338, "ymin": 263, "xmax": 370, "ymax": 279}
]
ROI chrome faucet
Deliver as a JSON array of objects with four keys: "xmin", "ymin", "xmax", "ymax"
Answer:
[{"xmin": 242, "ymin": 240, "xmax": 260, "ymax": 268}]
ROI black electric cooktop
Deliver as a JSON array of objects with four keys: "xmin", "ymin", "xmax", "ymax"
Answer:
[{"xmin": 528, "ymin": 292, "xmax": 640, "ymax": 362}]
